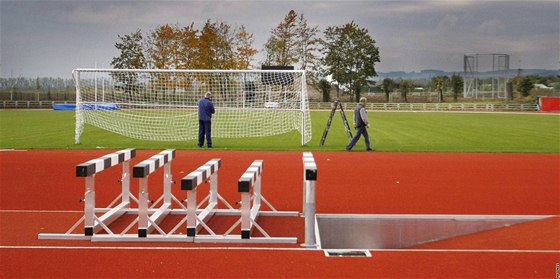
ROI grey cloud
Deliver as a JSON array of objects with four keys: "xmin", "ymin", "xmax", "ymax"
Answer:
[{"xmin": 1, "ymin": 0, "xmax": 558, "ymax": 78}]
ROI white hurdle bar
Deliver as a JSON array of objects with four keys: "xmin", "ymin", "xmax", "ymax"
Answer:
[
  {"xmin": 181, "ymin": 158, "xmax": 225, "ymax": 237},
  {"xmin": 133, "ymin": 149, "xmax": 176, "ymax": 237},
  {"xmin": 38, "ymin": 148, "xmax": 136, "ymax": 240},
  {"xmin": 302, "ymin": 152, "xmax": 317, "ymax": 247}
]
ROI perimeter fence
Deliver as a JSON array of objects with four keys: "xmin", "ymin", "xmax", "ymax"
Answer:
[
  {"xmin": 1, "ymin": 100, "xmax": 539, "ymax": 112},
  {"xmin": 309, "ymin": 102, "xmax": 538, "ymax": 112}
]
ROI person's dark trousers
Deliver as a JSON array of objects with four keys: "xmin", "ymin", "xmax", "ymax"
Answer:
[
  {"xmin": 346, "ymin": 126, "xmax": 371, "ymax": 150},
  {"xmin": 198, "ymin": 120, "xmax": 212, "ymax": 147}
]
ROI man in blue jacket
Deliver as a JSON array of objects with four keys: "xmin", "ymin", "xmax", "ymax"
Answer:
[
  {"xmin": 346, "ymin": 97, "xmax": 373, "ymax": 151},
  {"xmin": 198, "ymin": 92, "xmax": 215, "ymax": 148}
]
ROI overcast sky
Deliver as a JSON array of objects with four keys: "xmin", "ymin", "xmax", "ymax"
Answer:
[{"xmin": 1, "ymin": 0, "xmax": 558, "ymax": 78}]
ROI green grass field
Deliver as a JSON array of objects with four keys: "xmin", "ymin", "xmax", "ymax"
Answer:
[{"xmin": 0, "ymin": 110, "xmax": 558, "ymax": 153}]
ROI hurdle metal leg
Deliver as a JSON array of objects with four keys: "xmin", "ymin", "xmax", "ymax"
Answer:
[
  {"xmin": 121, "ymin": 161, "xmax": 131, "ymax": 204},
  {"xmin": 138, "ymin": 176, "xmax": 149, "ymax": 237},
  {"xmin": 302, "ymin": 152, "xmax": 318, "ymax": 248},
  {"xmin": 163, "ymin": 163, "xmax": 172, "ymax": 205},
  {"xmin": 303, "ymin": 179, "xmax": 316, "ymax": 247},
  {"xmin": 84, "ymin": 175, "xmax": 96, "ymax": 236},
  {"xmin": 209, "ymin": 169, "xmax": 218, "ymax": 204},
  {"xmin": 240, "ymin": 191, "xmax": 252, "ymax": 239},
  {"xmin": 186, "ymin": 187, "xmax": 197, "ymax": 236}
]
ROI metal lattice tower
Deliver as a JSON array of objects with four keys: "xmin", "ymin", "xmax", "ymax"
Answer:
[{"xmin": 464, "ymin": 53, "xmax": 510, "ymax": 99}]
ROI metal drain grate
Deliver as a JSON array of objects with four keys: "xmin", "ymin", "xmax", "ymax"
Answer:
[{"xmin": 324, "ymin": 250, "xmax": 372, "ymax": 257}]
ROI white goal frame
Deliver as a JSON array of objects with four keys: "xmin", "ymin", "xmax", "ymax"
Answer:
[{"xmin": 73, "ymin": 68, "xmax": 311, "ymax": 145}]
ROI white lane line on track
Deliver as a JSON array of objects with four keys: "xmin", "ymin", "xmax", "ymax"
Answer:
[
  {"xmin": 3, "ymin": 210, "xmax": 558, "ymax": 217},
  {"xmin": 372, "ymin": 248, "xmax": 560, "ymax": 253},
  {"xmin": 0, "ymin": 246, "xmax": 558, "ymax": 253}
]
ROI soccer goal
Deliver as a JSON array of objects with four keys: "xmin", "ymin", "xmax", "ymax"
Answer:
[{"xmin": 73, "ymin": 69, "xmax": 312, "ymax": 145}]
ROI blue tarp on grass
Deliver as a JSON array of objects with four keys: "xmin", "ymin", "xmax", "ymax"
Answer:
[{"xmin": 52, "ymin": 103, "xmax": 119, "ymax": 110}]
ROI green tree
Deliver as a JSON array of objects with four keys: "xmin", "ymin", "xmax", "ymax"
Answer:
[
  {"xmin": 450, "ymin": 73, "xmax": 463, "ymax": 102},
  {"xmin": 322, "ymin": 21, "xmax": 380, "ymax": 102},
  {"xmin": 318, "ymin": 79, "xmax": 331, "ymax": 102},
  {"xmin": 295, "ymin": 12, "xmax": 321, "ymax": 87},
  {"xmin": 382, "ymin": 78, "xmax": 395, "ymax": 103},
  {"xmin": 111, "ymin": 29, "xmax": 147, "ymax": 96},
  {"xmin": 432, "ymin": 75, "xmax": 449, "ymax": 103},
  {"xmin": 264, "ymin": 10, "xmax": 299, "ymax": 66},
  {"xmin": 518, "ymin": 76, "xmax": 533, "ymax": 97},
  {"xmin": 400, "ymin": 79, "xmax": 414, "ymax": 103},
  {"xmin": 111, "ymin": 29, "xmax": 146, "ymax": 69},
  {"xmin": 264, "ymin": 11, "xmax": 320, "ymax": 71}
]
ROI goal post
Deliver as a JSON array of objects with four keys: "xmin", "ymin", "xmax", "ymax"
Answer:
[{"xmin": 72, "ymin": 69, "xmax": 312, "ymax": 145}]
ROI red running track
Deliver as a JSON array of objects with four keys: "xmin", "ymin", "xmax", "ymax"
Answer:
[{"xmin": 0, "ymin": 150, "xmax": 558, "ymax": 278}]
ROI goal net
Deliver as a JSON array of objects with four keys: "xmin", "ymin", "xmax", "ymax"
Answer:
[{"xmin": 73, "ymin": 69, "xmax": 311, "ymax": 145}]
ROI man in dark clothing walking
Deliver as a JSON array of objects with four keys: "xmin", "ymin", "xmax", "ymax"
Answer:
[
  {"xmin": 198, "ymin": 92, "xmax": 215, "ymax": 148},
  {"xmin": 346, "ymin": 97, "xmax": 373, "ymax": 151}
]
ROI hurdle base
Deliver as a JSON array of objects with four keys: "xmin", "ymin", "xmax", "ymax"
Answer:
[
  {"xmin": 91, "ymin": 234, "xmax": 194, "ymax": 242},
  {"xmin": 38, "ymin": 233, "xmax": 92, "ymax": 240},
  {"xmin": 195, "ymin": 235, "xmax": 298, "ymax": 244},
  {"xmin": 208, "ymin": 209, "xmax": 300, "ymax": 217},
  {"xmin": 300, "ymin": 243, "xmax": 318, "ymax": 249}
]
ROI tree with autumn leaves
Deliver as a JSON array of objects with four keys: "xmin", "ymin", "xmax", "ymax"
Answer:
[
  {"xmin": 112, "ymin": 20, "xmax": 256, "ymax": 71},
  {"xmin": 111, "ymin": 20, "xmax": 257, "ymax": 95}
]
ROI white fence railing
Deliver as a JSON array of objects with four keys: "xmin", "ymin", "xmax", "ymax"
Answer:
[
  {"xmin": 1, "ymin": 100, "xmax": 72, "ymax": 109},
  {"xmin": 1, "ymin": 100, "xmax": 539, "ymax": 112},
  {"xmin": 309, "ymin": 102, "xmax": 539, "ymax": 112}
]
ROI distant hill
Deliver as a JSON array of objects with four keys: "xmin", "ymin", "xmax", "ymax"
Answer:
[{"xmin": 374, "ymin": 69, "xmax": 559, "ymax": 81}]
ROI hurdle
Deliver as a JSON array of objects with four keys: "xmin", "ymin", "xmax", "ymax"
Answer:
[
  {"xmin": 238, "ymin": 160, "xmax": 266, "ymax": 239},
  {"xmin": 91, "ymin": 149, "xmax": 186, "ymax": 241},
  {"xmin": 181, "ymin": 158, "xmax": 235, "ymax": 237},
  {"xmin": 38, "ymin": 148, "xmax": 136, "ymax": 240},
  {"xmin": 133, "ymin": 149, "xmax": 176, "ymax": 237},
  {"xmin": 40, "ymin": 152, "xmax": 301, "ymax": 244},
  {"xmin": 302, "ymin": 152, "xmax": 318, "ymax": 247},
  {"xmin": 193, "ymin": 160, "xmax": 298, "ymax": 243}
]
